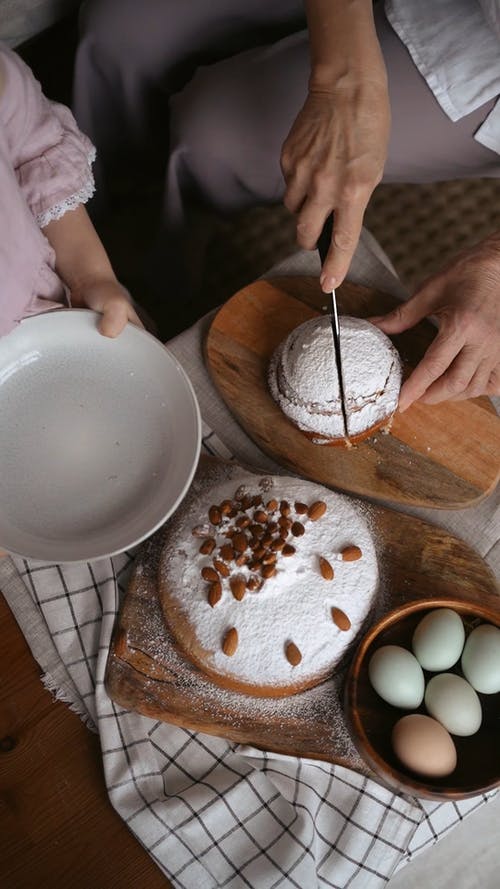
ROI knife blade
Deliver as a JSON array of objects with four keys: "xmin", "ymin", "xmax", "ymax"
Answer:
[{"xmin": 317, "ymin": 213, "xmax": 350, "ymax": 441}]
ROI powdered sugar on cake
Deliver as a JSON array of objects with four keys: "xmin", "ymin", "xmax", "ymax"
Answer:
[
  {"xmin": 268, "ymin": 316, "xmax": 402, "ymax": 440},
  {"xmin": 160, "ymin": 465, "xmax": 378, "ymax": 692}
]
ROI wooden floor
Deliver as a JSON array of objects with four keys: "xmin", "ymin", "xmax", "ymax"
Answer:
[{"xmin": 0, "ymin": 592, "xmax": 171, "ymax": 889}]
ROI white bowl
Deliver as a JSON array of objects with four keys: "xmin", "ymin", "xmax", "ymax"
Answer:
[{"xmin": 0, "ymin": 310, "xmax": 201, "ymax": 561}]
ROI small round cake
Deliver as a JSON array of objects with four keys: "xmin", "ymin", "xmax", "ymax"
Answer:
[
  {"xmin": 158, "ymin": 463, "xmax": 379, "ymax": 697},
  {"xmin": 268, "ymin": 316, "xmax": 402, "ymax": 444}
]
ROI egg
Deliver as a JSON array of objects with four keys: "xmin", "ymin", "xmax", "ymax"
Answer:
[
  {"xmin": 368, "ymin": 645, "xmax": 425, "ymax": 708},
  {"xmin": 412, "ymin": 608, "xmax": 465, "ymax": 671},
  {"xmin": 425, "ymin": 673, "xmax": 482, "ymax": 736},
  {"xmin": 461, "ymin": 623, "xmax": 500, "ymax": 694},
  {"xmin": 392, "ymin": 714, "xmax": 457, "ymax": 778}
]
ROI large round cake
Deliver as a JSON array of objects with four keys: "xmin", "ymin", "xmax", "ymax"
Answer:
[
  {"xmin": 158, "ymin": 462, "xmax": 379, "ymax": 697},
  {"xmin": 268, "ymin": 316, "xmax": 402, "ymax": 444}
]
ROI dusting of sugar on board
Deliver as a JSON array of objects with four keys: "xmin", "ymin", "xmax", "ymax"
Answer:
[{"xmin": 268, "ymin": 316, "xmax": 402, "ymax": 440}]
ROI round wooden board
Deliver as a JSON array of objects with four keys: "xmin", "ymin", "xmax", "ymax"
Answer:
[
  {"xmin": 105, "ymin": 456, "xmax": 499, "ymax": 773},
  {"xmin": 205, "ymin": 277, "xmax": 500, "ymax": 508}
]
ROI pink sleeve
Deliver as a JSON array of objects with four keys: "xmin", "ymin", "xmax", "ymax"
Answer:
[{"xmin": 0, "ymin": 45, "xmax": 96, "ymax": 227}]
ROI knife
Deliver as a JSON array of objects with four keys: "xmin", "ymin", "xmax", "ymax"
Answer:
[{"xmin": 317, "ymin": 213, "xmax": 350, "ymax": 441}]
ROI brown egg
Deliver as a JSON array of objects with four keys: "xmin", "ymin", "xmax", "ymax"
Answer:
[{"xmin": 391, "ymin": 714, "xmax": 457, "ymax": 778}]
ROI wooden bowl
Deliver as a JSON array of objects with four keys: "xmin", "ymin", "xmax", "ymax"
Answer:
[{"xmin": 345, "ymin": 598, "xmax": 500, "ymax": 800}]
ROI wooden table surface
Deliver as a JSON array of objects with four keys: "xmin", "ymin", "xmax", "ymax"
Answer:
[{"xmin": 0, "ymin": 590, "xmax": 172, "ymax": 889}]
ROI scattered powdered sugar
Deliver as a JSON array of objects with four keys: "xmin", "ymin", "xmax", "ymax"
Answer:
[
  {"xmin": 159, "ymin": 464, "xmax": 378, "ymax": 691},
  {"xmin": 268, "ymin": 316, "xmax": 402, "ymax": 440}
]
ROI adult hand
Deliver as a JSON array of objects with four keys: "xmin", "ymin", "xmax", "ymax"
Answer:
[
  {"xmin": 370, "ymin": 234, "xmax": 500, "ymax": 411},
  {"xmin": 280, "ymin": 81, "xmax": 390, "ymax": 292},
  {"xmin": 71, "ymin": 278, "xmax": 143, "ymax": 337}
]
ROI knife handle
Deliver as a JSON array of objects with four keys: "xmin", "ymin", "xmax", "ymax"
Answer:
[{"xmin": 317, "ymin": 212, "xmax": 334, "ymax": 268}]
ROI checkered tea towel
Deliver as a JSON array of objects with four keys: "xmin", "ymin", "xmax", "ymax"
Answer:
[{"xmin": 0, "ymin": 411, "xmax": 496, "ymax": 889}]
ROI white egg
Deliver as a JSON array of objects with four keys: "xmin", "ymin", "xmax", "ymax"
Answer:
[
  {"xmin": 412, "ymin": 608, "xmax": 465, "ymax": 671},
  {"xmin": 425, "ymin": 673, "xmax": 482, "ymax": 736},
  {"xmin": 461, "ymin": 624, "xmax": 500, "ymax": 694},
  {"xmin": 368, "ymin": 645, "xmax": 425, "ymax": 709}
]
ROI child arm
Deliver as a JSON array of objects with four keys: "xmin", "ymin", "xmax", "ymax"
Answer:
[{"xmin": 42, "ymin": 204, "xmax": 142, "ymax": 337}]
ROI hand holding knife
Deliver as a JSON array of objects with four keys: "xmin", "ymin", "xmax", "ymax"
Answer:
[{"xmin": 317, "ymin": 213, "xmax": 350, "ymax": 441}]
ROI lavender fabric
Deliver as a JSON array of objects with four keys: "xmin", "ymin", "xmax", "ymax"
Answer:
[{"xmin": 0, "ymin": 43, "xmax": 95, "ymax": 337}]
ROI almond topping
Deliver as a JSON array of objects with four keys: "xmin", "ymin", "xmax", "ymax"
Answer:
[
  {"xmin": 250, "ymin": 524, "xmax": 264, "ymax": 538},
  {"xmin": 271, "ymin": 538, "xmax": 285, "ymax": 551},
  {"xmin": 220, "ymin": 499, "xmax": 233, "ymax": 515},
  {"xmin": 254, "ymin": 509, "xmax": 268, "ymax": 524},
  {"xmin": 222, "ymin": 627, "xmax": 238, "ymax": 656},
  {"xmin": 208, "ymin": 505, "xmax": 222, "ymax": 525},
  {"xmin": 254, "ymin": 545, "xmax": 266, "ymax": 559},
  {"xmin": 201, "ymin": 566, "xmax": 219, "ymax": 583},
  {"xmin": 261, "ymin": 533, "xmax": 273, "ymax": 547},
  {"xmin": 235, "ymin": 554, "xmax": 248, "ymax": 567},
  {"xmin": 199, "ymin": 538, "xmax": 215, "ymax": 555},
  {"xmin": 247, "ymin": 576, "xmax": 261, "ymax": 592},
  {"xmin": 282, "ymin": 544, "xmax": 295, "ymax": 556},
  {"xmin": 207, "ymin": 582, "xmax": 222, "ymax": 607},
  {"xmin": 280, "ymin": 500, "xmax": 291, "ymax": 516},
  {"xmin": 341, "ymin": 545, "xmax": 362, "ymax": 562},
  {"xmin": 234, "ymin": 485, "xmax": 247, "ymax": 500},
  {"xmin": 267, "ymin": 521, "xmax": 278, "ymax": 533},
  {"xmin": 308, "ymin": 500, "xmax": 327, "ymax": 521},
  {"xmin": 331, "ymin": 607, "xmax": 351, "ymax": 631},
  {"xmin": 285, "ymin": 641, "xmax": 302, "ymax": 666},
  {"xmin": 233, "ymin": 532, "xmax": 248, "ymax": 553},
  {"xmin": 319, "ymin": 557, "xmax": 334, "ymax": 581},
  {"xmin": 230, "ymin": 576, "xmax": 246, "ymax": 601},
  {"xmin": 261, "ymin": 564, "xmax": 276, "ymax": 579},
  {"xmin": 241, "ymin": 495, "xmax": 253, "ymax": 510},
  {"xmin": 262, "ymin": 552, "xmax": 277, "ymax": 565},
  {"xmin": 278, "ymin": 516, "xmax": 292, "ymax": 530},
  {"xmin": 291, "ymin": 521, "xmax": 305, "ymax": 537},
  {"xmin": 252, "ymin": 494, "xmax": 263, "ymax": 507},
  {"xmin": 266, "ymin": 498, "xmax": 278, "ymax": 512},
  {"xmin": 236, "ymin": 515, "xmax": 251, "ymax": 529},
  {"xmin": 219, "ymin": 543, "xmax": 235, "ymax": 561},
  {"xmin": 213, "ymin": 559, "xmax": 230, "ymax": 577},
  {"xmin": 294, "ymin": 502, "xmax": 308, "ymax": 515}
]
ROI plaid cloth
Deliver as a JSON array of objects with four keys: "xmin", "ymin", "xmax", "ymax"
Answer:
[{"xmin": 1, "ymin": 236, "xmax": 499, "ymax": 887}]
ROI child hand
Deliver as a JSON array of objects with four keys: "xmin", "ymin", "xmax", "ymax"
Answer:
[{"xmin": 71, "ymin": 279, "xmax": 143, "ymax": 337}]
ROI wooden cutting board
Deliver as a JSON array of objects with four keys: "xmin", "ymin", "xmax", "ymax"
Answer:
[
  {"xmin": 205, "ymin": 277, "xmax": 500, "ymax": 509},
  {"xmin": 105, "ymin": 456, "xmax": 499, "ymax": 771}
]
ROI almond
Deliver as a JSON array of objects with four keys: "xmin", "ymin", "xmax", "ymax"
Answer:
[
  {"xmin": 247, "ymin": 576, "xmax": 261, "ymax": 591},
  {"xmin": 236, "ymin": 515, "xmax": 251, "ymax": 529},
  {"xmin": 291, "ymin": 521, "xmax": 305, "ymax": 537},
  {"xmin": 259, "ymin": 476, "xmax": 273, "ymax": 491},
  {"xmin": 261, "ymin": 564, "xmax": 276, "ymax": 579},
  {"xmin": 234, "ymin": 485, "xmax": 247, "ymax": 500},
  {"xmin": 208, "ymin": 505, "xmax": 222, "ymax": 525},
  {"xmin": 222, "ymin": 627, "xmax": 238, "ymax": 656},
  {"xmin": 261, "ymin": 533, "xmax": 273, "ymax": 547},
  {"xmin": 249, "ymin": 558, "xmax": 262, "ymax": 571},
  {"xmin": 341, "ymin": 545, "xmax": 362, "ymax": 562},
  {"xmin": 230, "ymin": 576, "xmax": 246, "ymax": 601},
  {"xmin": 233, "ymin": 532, "xmax": 248, "ymax": 553},
  {"xmin": 262, "ymin": 552, "xmax": 277, "ymax": 565},
  {"xmin": 294, "ymin": 502, "xmax": 308, "ymax": 515},
  {"xmin": 207, "ymin": 582, "xmax": 222, "ymax": 607},
  {"xmin": 199, "ymin": 538, "xmax": 215, "ymax": 555},
  {"xmin": 285, "ymin": 641, "xmax": 302, "ymax": 667},
  {"xmin": 241, "ymin": 495, "xmax": 253, "ymax": 510},
  {"xmin": 254, "ymin": 545, "xmax": 266, "ymax": 559},
  {"xmin": 252, "ymin": 494, "xmax": 263, "ymax": 507},
  {"xmin": 266, "ymin": 498, "xmax": 278, "ymax": 512},
  {"xmin": 201, "ymin": 566, "xmax": 219, "ymax": 583},
  {"xmin": 213, "ymin": 559, "xmax": 230, "ymax": 577},
  {"xmin": 271, "ymin": 538, "xmax": 285, "ymax": 551},
  {"xmin": 278, "ymin": 516, "xmax": 292, "ymax": 530},
  {"xmin": 319, "ymin": 557, "xmax": 334, "ymax": 581},
  {"xmin": 219, "ymin": 543, "xmax": 235, "ymax": 561},
  {"xmin": 282, "ymin": 544, "xmax": 295, "ymax": 556},
  {"xmin": 308, "ymin": 500, "xmax": 327, "ymax": 521},
  {"xmin": 220, "ymin": 499, "xmax": 233, "ymax": 515},
  {"xmin": 254, "ymin": 509, "xmax": 268, "ymax": 524},
  {"xmin": 250, "ymin": 524, "xmax": 264, "ymax": 538},
  {"xmin": 331, "ymin": 607, "xmax": 351, "ymax": 631},
  {"xmin": 267, "ymin": 521, "xmax": 278, "ymax": 533},
  {"xmin": 235, "ymin": 553, "xmax": 248, "ymax": 567}
]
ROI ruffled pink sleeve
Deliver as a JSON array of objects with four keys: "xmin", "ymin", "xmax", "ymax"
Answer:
[{"xmin": 1, "ymin": 45, "xmax": 96, "ymax": 227}]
